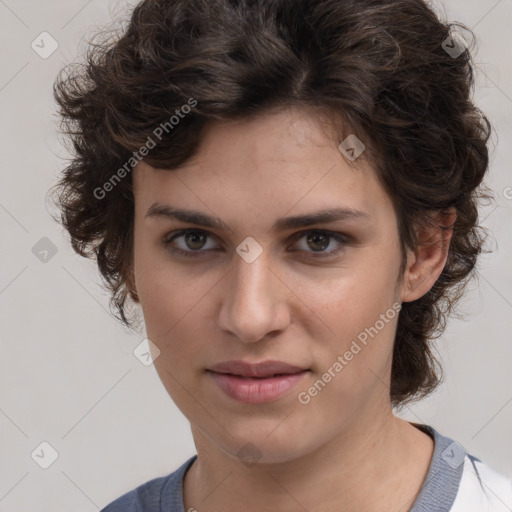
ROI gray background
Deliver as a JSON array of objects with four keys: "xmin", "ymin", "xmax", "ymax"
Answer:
[{"xmin": 1, "ymin": 0, "xmax": 511, "ymax": 510}]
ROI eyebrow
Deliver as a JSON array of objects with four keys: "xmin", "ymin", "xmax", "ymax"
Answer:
[{"xmin": 145, "ymin": 203, "xmax": 370, "ymax": 232}]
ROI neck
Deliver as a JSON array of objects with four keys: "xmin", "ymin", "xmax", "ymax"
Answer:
[{"xmin": 183, "ymin": 405, "xmax": 433, "ymax": 512}]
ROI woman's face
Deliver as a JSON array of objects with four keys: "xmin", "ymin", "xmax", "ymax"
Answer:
[{"xmin": 131, "ymin": 108, "xmax": 408, "ymax": 464}]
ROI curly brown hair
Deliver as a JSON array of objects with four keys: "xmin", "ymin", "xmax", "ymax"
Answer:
[{"xmin": 51, "ymin": 0, "xmax": 493, "ymax": 408}]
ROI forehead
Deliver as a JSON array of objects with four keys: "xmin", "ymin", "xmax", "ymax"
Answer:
[{"xmin": 132, "ymin": 108, "xmax": 393, "ymax": 228}]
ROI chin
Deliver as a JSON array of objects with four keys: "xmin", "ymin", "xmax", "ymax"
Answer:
[{"xmin": 210, "ymin": 422, "xmax": 315, "ymax": 466}]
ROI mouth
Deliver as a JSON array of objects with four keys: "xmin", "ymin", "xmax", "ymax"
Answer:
[
  {"xmin": 208, "ymin": 359, "xmax": 308, "ymax": 379},
  {"xmin": 212, "ymin": 372, "xmax": 304, "ymax": 379},
  {"xmin": 206, "ymin": 361, "xmax": 310, "ymax": 403}
]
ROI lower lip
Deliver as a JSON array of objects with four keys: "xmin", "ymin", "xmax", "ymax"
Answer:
[{"xmin": 208, "ymin": 370, "xmax": 309, "ymax": 404}]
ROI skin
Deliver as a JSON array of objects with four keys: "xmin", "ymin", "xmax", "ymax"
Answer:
[{"xmin": 129, "ymin": 107, "xmax": 455, "ymax": 512}]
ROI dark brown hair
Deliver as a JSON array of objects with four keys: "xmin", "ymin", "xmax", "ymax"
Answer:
[{"xmin": 51, "ymin": 0, "xmax": 493, "ymax": 408}]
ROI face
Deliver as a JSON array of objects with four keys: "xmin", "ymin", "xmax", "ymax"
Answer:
[{"xmin": 131, "ymin": 108, "xmax": 406, "ymax": 464}]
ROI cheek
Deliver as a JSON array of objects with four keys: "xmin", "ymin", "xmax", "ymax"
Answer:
[
  {"xmin": 298, "ymin": 252, "xmax": 400, "ymax": 376},
  {"xmin": 302, "ymin": 254, "xmax": 399, "ymax": 330},
  {"xmin": 134, "ymin": 246, "xmax": 178, "ymax": 336},
  {"xmin": 296, "ymin": 277, "xmax": 399, "ymax": 419},
  {"xmin": 134, "ymin": 252, "xmax": 218, "ymax": 350}
]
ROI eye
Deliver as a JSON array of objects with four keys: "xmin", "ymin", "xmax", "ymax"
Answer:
[
  {"xmin": 288, "ymin": 230, "xmax": 348, "ymax": 258},
  {"xmin": 163, "ymin": 229, "xmax": 218, "ymax": 257},
  {"xmin": 162, "ymin": 229, "xmax": 349, "ymax": 259}
]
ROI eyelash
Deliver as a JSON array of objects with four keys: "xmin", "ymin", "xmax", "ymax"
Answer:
[{"xmin": 162, "ymin": 229, "xmax": 349, "ymax": 259}]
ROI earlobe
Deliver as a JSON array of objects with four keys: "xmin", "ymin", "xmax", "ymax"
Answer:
[{"xmin": 401, "ymin": 208, "xmax": 457, "ymax": 303}]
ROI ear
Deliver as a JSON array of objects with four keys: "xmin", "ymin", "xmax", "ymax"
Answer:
[{"xmin": 401, "ymin": 207, "xmax": 457, "ymax": 303}]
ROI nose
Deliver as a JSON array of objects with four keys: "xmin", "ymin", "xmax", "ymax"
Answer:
[{"xmin": 216, "ymin": 250, "xmax": 291, "ymax": 343}]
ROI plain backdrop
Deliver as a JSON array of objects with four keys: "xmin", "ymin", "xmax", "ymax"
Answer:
[{"xmin": 1, "ymin": 0, "xmax": 511, "ymax": 510}]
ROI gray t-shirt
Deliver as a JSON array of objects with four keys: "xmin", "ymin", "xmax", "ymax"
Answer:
[{"xmin": 100, "ymin": 424, "xmax": 512, "ymax": 512}]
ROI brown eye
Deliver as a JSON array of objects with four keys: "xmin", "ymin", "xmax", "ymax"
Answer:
[
  {"xmin": 305, "ymin": 232, "xmax": 330, "ymax": 252},
  {"xmin": 182, "ymin": 231, "xmax": 208, "ymax": 250},
  {"xmin": 163, "ymin": 229, "xmax": 218, "ymax": 257},
  {"xmin": 291, "ymin": 230, "xmax": 348, "ymax": 258}
]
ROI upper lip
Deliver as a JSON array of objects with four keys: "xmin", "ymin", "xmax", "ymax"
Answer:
[{"xmin": 209, "ymin": 360, "xmax": 307, "ymax": 378}]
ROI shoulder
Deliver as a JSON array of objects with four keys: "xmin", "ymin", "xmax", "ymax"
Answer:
[
  {"xmin": 99, "ymin": 455, "xmax": 197, "ymax": 512},
  {"xmin": 451, "ymin": 455, "xmax": 512, "ymax": 512},
  {"xmin": 408, "ymin": 423, "xmax": 512, "ymax": 512}
]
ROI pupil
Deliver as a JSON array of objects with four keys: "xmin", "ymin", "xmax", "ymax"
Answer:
[
  {"xmin": 186, "ymin": 232, "xmax": 206, "ymax": 250},
  {"xmin": 308, "ymin": 233, "xmax": 328, "ymax": 251}
]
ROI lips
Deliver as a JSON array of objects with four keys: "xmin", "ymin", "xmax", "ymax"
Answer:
[
  {"xmin": 208, "ymin": 360, "xmax": 307, "ymax": 378},
  {"xmin": 207, "ymin": 360, "xmax": 309, "ymax": 403}
]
